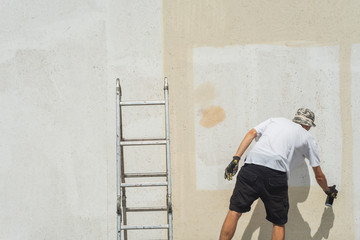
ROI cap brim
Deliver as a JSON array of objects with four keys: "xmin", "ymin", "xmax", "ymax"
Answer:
[{"xmin": 293, "ymin": 116, "xmax": 316, "ymax": 127}]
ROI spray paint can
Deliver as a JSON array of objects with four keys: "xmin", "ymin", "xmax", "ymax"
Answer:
[
  {"xmin": 325, "ymin": 194, "xmax": 334, "ymax": 207},
  {"xmin": 325, "ymin": 185, "xmax": 337, "ymax": 207}
]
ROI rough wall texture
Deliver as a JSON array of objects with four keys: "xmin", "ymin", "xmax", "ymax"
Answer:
[
  {"xmin": 351, "ymin": 44, "xmax": 360, "ymax": 240},
  {"xmin": 0, "ymin": 1, "xmax": 109, "ymax": 239},
  {"xmin": 0, "ymin": 0, "xmax": 359, "ymax": 239},
  {"xmin": 163, "ymin": 1, "xmax": 360, "ymax": 239}
]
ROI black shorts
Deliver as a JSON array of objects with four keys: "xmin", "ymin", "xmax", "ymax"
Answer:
[{"xmin": 229, "ymin": 164, "xmax": 289, "ymax": 225}]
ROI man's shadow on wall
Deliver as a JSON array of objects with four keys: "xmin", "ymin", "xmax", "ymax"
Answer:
[{"xmin": 241, "ymin": 161, "xmax": 335, "ymax": 240}]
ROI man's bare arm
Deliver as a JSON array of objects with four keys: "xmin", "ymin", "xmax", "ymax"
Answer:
[
  {"xmin": 312, "ymin": 166, "xmax": 330, "ymax": 192},
  {"xmin": 234, "ymin": 128, "xmax": 258, "ymax": 158},
  {"xmin": 224, "ymin": 128, "xmax": 258, "ymax": 180}
]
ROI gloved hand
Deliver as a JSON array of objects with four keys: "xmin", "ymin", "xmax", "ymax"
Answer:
[
  {"xmin": 325, "ymin": 185, "xmax": 338, "ymax": 198},
  {"xmin": 224, "ymin": 156, "xmax": 240, "ymax": 181}
]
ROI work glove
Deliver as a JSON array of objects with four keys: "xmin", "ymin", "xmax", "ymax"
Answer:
[
  {"xmin": 224, "ymin": 156, "xmax": 240, "ymax": 181},
  {"xmin": 325, "ymin": 185, "xmax": 338, "ymax": 198}
]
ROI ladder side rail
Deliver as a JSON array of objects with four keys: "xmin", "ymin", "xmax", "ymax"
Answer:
[
  {"xmin": 116, "ymin": 79, "xmax": 122, "ymax": 240},
  {"xmin": 119, "ymin": 91, "xmax": 129, "ymax": 240},
  {"xmin": 164, "ymin": 77, "xmax": 173, "ymax": 240},
  {"xmin": 117, "ymin": 79, "xmax": 130, "ymax": 240}
]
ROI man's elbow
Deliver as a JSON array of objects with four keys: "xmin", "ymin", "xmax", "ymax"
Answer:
[
  {"xmin": 313, "ymin": 166, "xmax": 325, "ymax": 181},
  {"xmin": 315, "ymin": 171, "xmax": 326, "ymax": 183},
  {"xmin": 247, "ymin": 128, "xmax": 257, "ymax": 139},
  {"xmin": 315, "ymin": 175, "xmax": 325, "ymax": 182}
]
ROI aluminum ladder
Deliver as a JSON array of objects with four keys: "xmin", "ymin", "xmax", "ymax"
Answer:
[{"xmin": 116, "ymin": 77, "xmax": 173, "ymax": 240}]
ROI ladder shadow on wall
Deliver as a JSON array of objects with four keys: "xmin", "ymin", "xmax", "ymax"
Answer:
[{"xmin": 240, "ymin": 161, "xmax": 335, "ymax": 240}]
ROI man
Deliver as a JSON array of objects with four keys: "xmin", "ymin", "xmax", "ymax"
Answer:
[{"xmin": 219, "ymin": 108, "xmax": 337, "ymax": 240}]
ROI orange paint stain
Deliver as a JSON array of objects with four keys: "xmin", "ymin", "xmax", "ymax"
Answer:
[{"xmin": 200, "ymin": 106, "xmax": 226, "ymax": 128}]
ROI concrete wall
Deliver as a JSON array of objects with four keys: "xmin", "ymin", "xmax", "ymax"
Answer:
[
  {"xmin": 163, "ymin": 1, "xmax": 360, "ymax": 239},
  {"xmin": 0, "ymin": 0, "xmax": 359, "ymax": 239},
  {"xmin": 352, "ymin": 44, "xmax": 360, "ymax": 240},
  {"xmin": 0, "ymin": 0, "xmax": 166, "ymax": 239},
  {"xmin": 0, "ymin": 1, "xmax": 110, "ymax": 239}
]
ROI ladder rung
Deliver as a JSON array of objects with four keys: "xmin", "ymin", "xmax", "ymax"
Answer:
[
  {"xmin": 121, "ymin": 224, "xmax": 169, "ymax": 230},
  {"xmin": 120, "ymin": 100, "xmax": 165, "ymax": 106},
  {"xmin": 126, "ymin": 207, "xmax": 167, "ymax": 212},
  {"xmin": 125, "ymin": 172, "xmax": 167, "ymax": 178},
  {"xmin": 120, "ymin": 139, "xmax": 166, "ymax": 146},
  {"xmin": 121, "ymin": 182, "xmax": 168, "ymax": 187}
]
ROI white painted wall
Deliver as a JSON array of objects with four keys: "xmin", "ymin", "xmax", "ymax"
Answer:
[
  {"xmin": 351, "ymin": 44, "xmax": 360, "ymax": 240},
  {"xmin": 1, "ymin": 0, "xmax": 359, "ymax": 239},
  {"xmin": 194, "ymin": 45, "xmax": 341, "ymax": 190},
  {"xmin": 0, "ymin": 1, "xmax": 109, "ymax": 239},
  {"xmin": 0, "ymin": 0, "xmax": 163, "ymax": 239}
]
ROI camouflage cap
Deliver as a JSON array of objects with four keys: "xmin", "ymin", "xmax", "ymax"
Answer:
[{"xmin": 292, "ymin": 108, "xmax": 316, "ymax": 127}]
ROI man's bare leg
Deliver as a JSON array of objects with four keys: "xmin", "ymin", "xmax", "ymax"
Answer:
[
  {"xmin": 272, "ymin": 224, "xmax": 285, "ymax": 240},
  {"xmin": 219, "ymin": 210, "xmax": 242, "ymax": 240}
]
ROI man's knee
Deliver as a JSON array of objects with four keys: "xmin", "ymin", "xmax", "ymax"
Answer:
[
  {"xmin": 273, "ymin": 223, "xmax": 285, "ymax": 231},
  {"xmin": 273, "ymin": 224, "xmax": 285, "ymax": 227},
  {"xmin": 227, "ymin": 210, "xmax": 242, "ymax": 220},
  {"xmin": 219, "ymin": 211, "xmax": 242, "ymax": 240}
]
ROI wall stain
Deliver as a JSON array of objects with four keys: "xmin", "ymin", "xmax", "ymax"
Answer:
[
  {"xmin": 200, "ymin": 106, "xmax": 226, "ymax": 128},
  {"xmin": 163, "ymin": 1, "xmax": 360, "ymax": 238}
]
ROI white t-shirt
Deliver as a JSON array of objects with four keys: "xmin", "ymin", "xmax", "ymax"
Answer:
[{"xmin": 245, "ymin": 117, "xmax": 320, "ymax": 173}]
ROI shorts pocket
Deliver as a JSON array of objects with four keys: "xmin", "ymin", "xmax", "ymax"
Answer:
[
  {"xmin": 268, "ymin": 177, "xmax": 288, "ymax": 195},
  {"xmin": 239, "ymin": 167, "xmax": 258, "ymax": 184}
]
